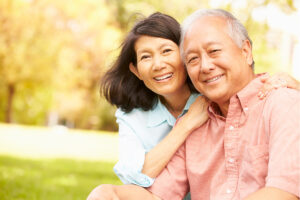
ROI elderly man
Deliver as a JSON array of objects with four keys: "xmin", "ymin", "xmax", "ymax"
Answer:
[
  {"xmin": 87, "ymin": 9, "xmax": 299, "ymax": 200},
  {"xmin": 146, "ymin": 8, "xmax": 300, "ymax": 200}
]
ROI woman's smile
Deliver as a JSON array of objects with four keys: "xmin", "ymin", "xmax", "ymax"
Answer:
[{"xmin": 154, "ymin": 72, "xmax": 173, "ymax": 82}]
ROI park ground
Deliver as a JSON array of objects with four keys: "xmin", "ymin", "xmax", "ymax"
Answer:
[{"xmin": 0, "ymin": 123, "xmax": 122, "ymax": 200}]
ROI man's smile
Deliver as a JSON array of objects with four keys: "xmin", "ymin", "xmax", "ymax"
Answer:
[{"xmin": 204, "ymin": 74, "xmax": 224, "ymax": 84}]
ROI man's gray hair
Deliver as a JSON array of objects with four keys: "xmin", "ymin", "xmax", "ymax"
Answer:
[{"xmin": 180, "ymin": 9, "xmax": 254, "ymax": 68}]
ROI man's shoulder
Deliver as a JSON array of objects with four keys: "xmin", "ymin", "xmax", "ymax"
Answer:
[
  {"xmin": 262, "ymin": 88, "xmax": 300, "ymax": 117},
  {"xmin": 267, "ymin": 88, "xmax": 300, "ymax": 105}
]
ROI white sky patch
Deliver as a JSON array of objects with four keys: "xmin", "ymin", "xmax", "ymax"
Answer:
[
  {"xmin": 210, "ymin": 0, "xmax": 232, "ymax": 8},
  {"xmin": 231, "ymin": 0, "xmax": 247, "ymax": 10}
]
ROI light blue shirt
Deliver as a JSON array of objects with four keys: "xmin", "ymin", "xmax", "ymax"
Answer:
[{"xmin": 113, "ymin": 93, "xmax": 199, "ymax": 187}]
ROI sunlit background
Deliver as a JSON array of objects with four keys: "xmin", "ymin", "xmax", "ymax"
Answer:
[
  {"xmin": 0, "ymin": 0, "xmax": 299, "ymax": 131},
  {"xmin": 0, "ymin": 0, "xmax": 299, "ymax": 199}
]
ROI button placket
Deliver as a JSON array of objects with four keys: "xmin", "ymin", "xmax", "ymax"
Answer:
[{"xmin": 224, "ymin": 96, "xmax": 243, "ymax": 198}]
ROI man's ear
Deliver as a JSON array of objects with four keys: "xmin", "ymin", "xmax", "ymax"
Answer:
[
  {"xmin": 129, "ymin": 63, "xmax": 141, "ymax": 80},
  {"xmin": 242, "ymin": 40, "xmax": 253, "ymax": 66}
]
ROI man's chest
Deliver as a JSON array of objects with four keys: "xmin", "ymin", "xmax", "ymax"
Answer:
[{"xmin": 185, "ymin": 115, "xmax": 270, "ymax": 199}]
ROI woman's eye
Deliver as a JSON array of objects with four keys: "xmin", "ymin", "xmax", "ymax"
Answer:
[{"xmin": 140, "ymin": 55, "xmax": 150, "ymax": 60}]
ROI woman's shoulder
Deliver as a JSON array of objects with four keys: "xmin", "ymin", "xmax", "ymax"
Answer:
[{"xmin": 115, "ymin": 107, "xmax": 150, "ymax": 122}]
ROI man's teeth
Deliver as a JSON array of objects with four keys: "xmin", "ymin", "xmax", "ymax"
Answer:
[
  {"xmin": 206, "ymin": 75, "xmax": 222, "ymax": 83},
  {"xmin": 154, "ymin": 73, "xmax": 173, "ymax": 81}
]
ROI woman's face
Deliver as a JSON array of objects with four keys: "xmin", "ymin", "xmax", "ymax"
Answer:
[{"xmin": 130, "ymin": 36, "xmax": 188, "ymax": 98}]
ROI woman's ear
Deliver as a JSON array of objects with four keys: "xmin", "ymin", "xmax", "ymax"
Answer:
[{"xmin": 129, "ymin": 63, "xmax": 141, "ymax": 80}]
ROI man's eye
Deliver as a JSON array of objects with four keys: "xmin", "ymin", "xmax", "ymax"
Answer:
[
  {"xmin": 163, "ymin": 48, "xmax": 172, "ymax": 54},
  {"xmin": 188, "ymin": 56, "xmax": 198, "ymax": 64},
  {"xmin": 210, "ymin": 49, "xmax": 220, "ymax": 53}
]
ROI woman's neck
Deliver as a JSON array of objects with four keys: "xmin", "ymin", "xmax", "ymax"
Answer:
[{"xmin": 160, "ymin": 84, "xmax": 191, "ymax": 118}]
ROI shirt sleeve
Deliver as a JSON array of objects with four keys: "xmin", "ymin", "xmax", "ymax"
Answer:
[
  {"xmin": 265, "ymin": 89, "xmax": 300, "ymax": 197},
  {"xmin": 113, "ymin": 117, "xmax": 155, "ymax": 187},
  {"xmin": 148, "ymin": 143, "xmax": 189, "ymax": 200}
]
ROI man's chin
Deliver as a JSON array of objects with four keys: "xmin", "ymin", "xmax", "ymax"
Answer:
[{"xmin": 205, "ymin": 92, "xmax": 229, "ymax": 105}]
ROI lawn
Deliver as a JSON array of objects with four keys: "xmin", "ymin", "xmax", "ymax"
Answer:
[{"xmin": 0, "ymin": 155, "xmax": 122, "ymax": 200}]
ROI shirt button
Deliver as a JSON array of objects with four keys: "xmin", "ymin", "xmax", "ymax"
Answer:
[
  {"xmin": 226, "ymin": 189, "xmax": 232, "ymax": 194},
  {"xmin": 244, "ymin": 107, "xmax": 249, "ymax": 111},
  {"xmin": 228, "ymin": 158, "xmax": 235, "ymax": 163},
  {"xmin": 229, "ymin": 125, "xmax": 234, "ymax": 130}
]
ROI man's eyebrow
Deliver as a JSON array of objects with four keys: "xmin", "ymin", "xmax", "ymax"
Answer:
[
  {"xmin": 205, "ymin": 41, "xmax": 222, "ymax": 47},
  {"xmin": 184, "ymin": 41, "xmax": 222, "ymax": 56},
  {"xmin": 184, "ymin": 49, "xmax": 196, "ymax": 56}
]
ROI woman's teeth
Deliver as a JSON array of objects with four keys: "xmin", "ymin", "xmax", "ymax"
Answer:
[{"xmin": 154, "ymin": 73, "xmax": 173, "ymax": 81}]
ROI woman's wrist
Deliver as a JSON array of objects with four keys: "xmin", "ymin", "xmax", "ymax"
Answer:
[{"xmin": 175, "ymin": 115, "xmax": 202, "ymax": 134}]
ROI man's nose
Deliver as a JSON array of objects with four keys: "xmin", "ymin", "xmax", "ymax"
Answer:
[{"xmin": 200, "ymin": 55, "xmax": 215, "ymax": 73}]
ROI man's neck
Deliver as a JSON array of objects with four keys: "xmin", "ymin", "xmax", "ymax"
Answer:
[
  {"xmin": 217, "ymin": 72, "xmax": 256, "ymax": 117},
  {"xmin": 219, "ymin": 101, "xmax": 229, "ymax": 117}
]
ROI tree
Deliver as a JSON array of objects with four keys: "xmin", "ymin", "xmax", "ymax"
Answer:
[{"xmin": 0, "ymin": 0, "xmax": 58, "ymax": 123}]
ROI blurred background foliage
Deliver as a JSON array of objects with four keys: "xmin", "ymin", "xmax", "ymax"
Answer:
[{"xmin": 0, "ymin": 0, "xmax": 298, "ymax": 131}]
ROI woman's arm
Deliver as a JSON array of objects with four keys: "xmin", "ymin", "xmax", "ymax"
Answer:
[
  {"xmin": 142, "ymin": 96, "xmax": 208, "ymax": 178},
  {"xmin": 113, "ymin": 118, "xmax": 155, "ymax": 186},
  {"xmin": 87, "ymin": 97, "xmax": 207, "ymax": 199}
]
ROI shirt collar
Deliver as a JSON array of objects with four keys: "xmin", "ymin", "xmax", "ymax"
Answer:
[
  {"xmin": 147, "ymin": 93, "xmax": 200, "ymax": 127},
  {"xmin": 207, "ymin": 73, "xmax": 266, "ymax": 119},
  {"xmin": 236, "ymin": 73, "xmax": 266, "ymax": 110}
]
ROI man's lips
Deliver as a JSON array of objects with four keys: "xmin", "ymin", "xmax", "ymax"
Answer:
[
  {"xmin": 154, "ymin": 73, "xmax": 173, "ymax": 81},
  {"xmin": 204, "ymin": 74, "xmax": 224, "ymax": 83}
]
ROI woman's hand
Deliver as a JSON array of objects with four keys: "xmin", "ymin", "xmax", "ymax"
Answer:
[
  {"xmin": 180, "ymin": 96, "xmax": 209, "ymax": 132},
  {"xmin": 258, "ymin": 73, "xmax": 300, "ymax": 99},
  {"xmin": 87, "ymin": 184, "xmax": 120, "ymax": 200}
]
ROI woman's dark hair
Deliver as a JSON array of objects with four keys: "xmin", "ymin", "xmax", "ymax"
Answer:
[{"xmin": 100, "ymin": 12, "xmax": 197, "ymax": 112}]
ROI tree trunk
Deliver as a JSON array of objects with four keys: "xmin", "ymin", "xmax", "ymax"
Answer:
[{"xmin": 5, "ymin": 84, "xmax": 15, "ymax": 123}]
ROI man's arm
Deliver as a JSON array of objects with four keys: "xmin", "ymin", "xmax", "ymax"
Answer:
[
  {"xmin": 245, "ymin": 90, "xmax": 300, "ymax": 200},
  {"xmin": 87, "ymin": 184, "xmax": 161, "ymax": 200},
  {"xmin": 244, "ymin": 187, "xmax": 298, "ymax": 200}
]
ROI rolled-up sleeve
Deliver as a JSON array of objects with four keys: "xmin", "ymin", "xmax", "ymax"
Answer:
[{"xmin": 114, "ymin": 117, "xmax": 155, "ymax": 187}]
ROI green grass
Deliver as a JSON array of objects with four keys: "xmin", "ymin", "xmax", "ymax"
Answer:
[{"xmin": 0, "ymin": 155, "xmax": 122, "ymax": 200}]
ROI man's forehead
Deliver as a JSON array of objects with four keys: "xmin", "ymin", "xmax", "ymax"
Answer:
[
  {"xmin": 183, "ymin": 17, "xmax": 229, "ymax": 50},
  {"xmin": 186, "ymin": 16, "xmax": 228, "ymax": 36}
]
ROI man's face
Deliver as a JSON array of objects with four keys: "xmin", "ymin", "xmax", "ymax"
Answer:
[{"xmin": 183, "ymin": 16, "xmax": 254, "ymax": 106}]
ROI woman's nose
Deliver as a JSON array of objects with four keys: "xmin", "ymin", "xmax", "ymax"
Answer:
[{"xmin": 152, "ymin": 55, "xmax": 166, "ymax": 71}]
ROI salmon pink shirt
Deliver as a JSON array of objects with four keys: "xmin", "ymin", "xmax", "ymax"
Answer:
[{"xmin": 148, "ymin": 76, "xmax": 300, "ymax": 200}]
